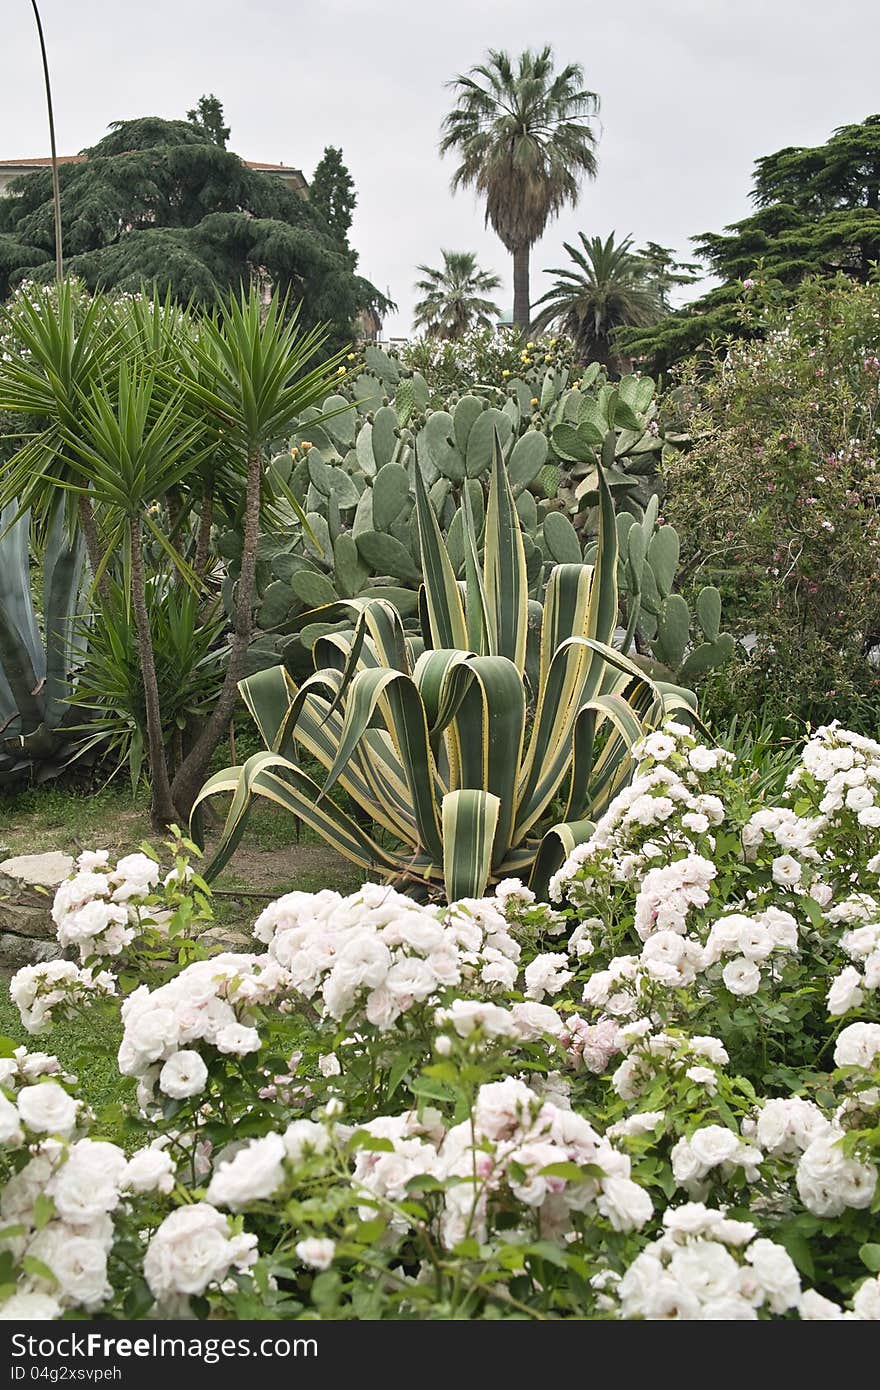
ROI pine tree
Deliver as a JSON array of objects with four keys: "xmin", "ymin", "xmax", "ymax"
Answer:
[
  {"xmin": 309, "ymin": 146, "xmax": 357, "ymax": 248},
  {"xmin": 0, "ymin": 118, "xmax": 388, "ymax": 350},
  {"xmin": 187, "ymin": 94, "xmax": 230, "ymax": 148},
  {"xmin": 625, "ymin": 115, "xmax": 880, "ymax": 373}
]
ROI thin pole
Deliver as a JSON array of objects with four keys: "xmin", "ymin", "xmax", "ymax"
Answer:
[{"xmin": 30, "ymin": 0, "xmax": 62, "ymax": 281}]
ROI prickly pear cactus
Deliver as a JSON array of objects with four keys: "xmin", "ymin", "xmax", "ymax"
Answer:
[
  {"xmin": 610, "ymin": 504, "xmax": 735, "ymax": 685},
  {"xmin": 221, "ymin": 342, "xmax": 731, "ymax": 686}
]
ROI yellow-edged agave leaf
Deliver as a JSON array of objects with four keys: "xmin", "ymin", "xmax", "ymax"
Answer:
[
  {"xmin": 442, "ymin": 788, "xmax": 500, "ymax": 900},
  {"xmin": 483, "ymin": 435, "xmax": 528, "ymax": 669},
  {"xmin": 460, "ymin": 477, "xmax": 494, "ymax": 655},
  {"xmin": 239, "ymin": 664, "xmax": 299, "ymax": 756},
  {"xmin": 412, "ymin": 649, "xmax": 476, "ymax": 755},
  {"xmin": 448, "ymin": 655, "xmax": 525, "ymax": 868},
  {"xmin": 196, "ymin": 449, "xmax": 699, "ymax": 897},
  {"xmin": 591, "ymin": 455, "xmax": 619, "ymax": 643},
  {"xmin": 530, "ymin": 817, "xmax": 596, "ymax": 900},
  {"xmin": 289, "ymin": 683, "xmax": 416, "ymax": 842},
  {"xmin": 413, "ymin": 452, "xmax": 468, "ymax": 650},
  {"xmin": 195, "ymin": 751, "xmax": 404, "ymax": 880},
  {"xmin": 320, "ymin": 666, "xmax": 444, "ymax": 862}
]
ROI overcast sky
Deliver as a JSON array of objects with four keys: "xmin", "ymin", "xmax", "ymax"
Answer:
[{"xmin": 4, "ymin": 1, "xmax": 880, "ymax": 336}]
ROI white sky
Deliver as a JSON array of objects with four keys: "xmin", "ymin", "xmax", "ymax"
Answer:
[{"xmin": 4, "ymin": 0, "xmax": 880, "ymax": 336}]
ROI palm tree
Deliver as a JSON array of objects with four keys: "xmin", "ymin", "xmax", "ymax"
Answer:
[
  {"xmin": 532, "ymin": 233, "xmax": 664, "ymax": 373},
  {"xmin": 413, "ymin": 251, "xmax": 502, "ymax": 339},
  {"xmin": 440, "ymin": 47, "xmax": 599, "ymax": 331}
]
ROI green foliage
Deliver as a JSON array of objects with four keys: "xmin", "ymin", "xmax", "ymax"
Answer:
[
  {"xmin": 532, "ymin": 233, "xmax": 667, "ymax": 371},
  {"xmin": 413, "ymin": 251, "xmax": 502, "ymax": 340},
  {"xmin": 0, "ymin": 281, "xmax": 350, "ymax": 811},
  {"xmin": 0, "ymin": 119, "xmax": 386, "ymax": 350},
  {"xmin": 0, "ymin": 504, "xmax": 86, "ymax": 787},
  {"xmin": 440, "ymin": 47, "xmax": 600, "ymax": 325},
  {"xmin": 309, "ymin": 146, "xmax": 357, "ymax": 249},
  {"xmin": 626, "ymin": 114, "xmax": 880, "ymax": 373},
  {"xmin": 661, "ymin": 274, "xmax": 880, "ymax": 731},
  {"xmin": 70, "ymin": 580, "xmax": 227, "ymax": 789},
  {"xmin": 186, "ymin": 93, "xmax": 230, "ymax": 148},
  {"xmin": 197, "ymin": 443, "xmax": 694, "ymax": 895},
  {"xmin": 221, "ymin": 343, "xmax": 730, "ymax": 690},
  {"xmin": 399, "ymin": 324, "xmax": 541, "ymax": 393}
]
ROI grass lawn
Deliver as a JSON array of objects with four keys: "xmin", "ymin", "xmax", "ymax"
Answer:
[
  {"xmin": 0, "ymin": 781, "xmax": 365, "ymax": 918},
  {"xmin": 0, "ymin": 780, "xmax": 365, "ymax": 1136},
  {"xmin": 0, "ymin": 993, "xmax": 133, "ymax": 1133}
]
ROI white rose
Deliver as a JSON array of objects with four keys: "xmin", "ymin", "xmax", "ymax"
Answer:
[
  {"xmin": 364, "ymin": 987, "xmax": 401, "ymax": 1030},
  {"xmin": 0, "ymin": 1093, "xmax": 23, "ymax": 1146},
  {"xmin": 722, "ymin": 957, "xmax": 761, "ymax": 997},
  {"xmin": 688, "ymin": 746, "xmax": 720, "ymax": 772},
  {"xmin": 689, "ymin": 1125, "xmax": 741, "ymax": 1169},
  {"xmin": 215, "ymin": 1024, "xmax": 261, "ymax": 1056},
  {"xmin": 16, "ymin": 1082, "xmax": 78, "ymax": 1136},
  {"xmin": 597, "ymin": 1176, "xmax": 653, "ymax": 1232},
  {"xmin": 510, "ymin": 1002, "xmax": 566, "ymax": 1040},
  {"xmin": 798, "ymin": 1289, "xmax": 844, "ymax": 1319},
  {"xmin": 827, "ymin": 967, "xmax": 865, "ymax": 1017},
  {"xmin": 834, "ymin": 1021, "xmax": 880, "ymax": 1070},
  {"xmin": 671, "ymin": 1137, "xmax": 705, "ymax": 1184},
  {"xmin": 124, "ymin": 1147, "xmax": 176, "ymax": 1195},
  {"xmin": 385, "ymin": 956, "xmax": 437, "ymax": 1002},
  {"xmin": 524, "ymin": 953, "xmax": 574, "ymax": 1001},
  {"xmin": 283, "ymin": 1120, "xmax": 331, "ymax": 1164},
  {"xmin": 745, "ymin": 1238, "xmax": 801, "ymax": 1313},
  {"xmin": 123, "ymin": 1007, "xmax": 177, "ymax": 1066},
  {"xmin": 0, "ymin": 1291, "xmax": 61, "ymax": 1320},
  {"xmin": 206, "ymin": 1133, "xmax": 285, "ymax": 1210},
  {"xmin": 667, "ymin": 1240, "xmax": 740, "ymax": 1300},
  {"xmin": 853, "ymin": 1275, "xmax": 880, "ymax": 1319},
  {"xmin": 44, "ymin": 1236, "xmax": 110, "ymax": 1311},
  {"xmin": 143, "ymin": 1203, "xmax": 256, "ymax": 1300},
  {"xmin": 295, "ymin": 1237, "xmax": 336, "ymax": 1270},
  {"xmin": 50, "ymin": 1140, "xmax": 127, "ymax": 1222},
  {"xmin": 771, "ymin": 855, "xmax": 802, "ymax": 887},
  {"xmin": 159, "ymin": 1051, "xmax": 208, "ymax": 1099}
]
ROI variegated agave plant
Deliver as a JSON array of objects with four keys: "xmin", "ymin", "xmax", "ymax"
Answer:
[{"xmin": 196, "ymin": 438, "xmax": 694, "ymax": 899}]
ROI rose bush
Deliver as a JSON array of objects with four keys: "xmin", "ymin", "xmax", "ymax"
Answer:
[{"xmin": 2, "ymin": 720, "xmax": 880, "ymax": 1319}]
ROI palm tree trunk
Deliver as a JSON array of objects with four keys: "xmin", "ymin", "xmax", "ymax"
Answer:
[
  {"xmin": 170, "ymin": 446, "xmax": 262, "ymax": 821},
  {"xmin": 130, "ymin": 515, "xmax": 176, "ymax": 827},
  {"xmin": 512, "ymin": 245, "xmax": 531, "ymax": 331}
]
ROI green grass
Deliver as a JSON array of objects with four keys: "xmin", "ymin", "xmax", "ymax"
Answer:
[{"xmin": 0, "ymin": 995, "xmax": 133, "ymax": 1126}]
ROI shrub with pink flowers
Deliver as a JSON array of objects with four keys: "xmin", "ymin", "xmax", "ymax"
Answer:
[
  {"xmin": 2, "ymin": 719, "xmax": 880, "ymax": 1320},
  {"xmin": 662, "ymin": 274, "xmax": 880, "ymax": 729}
]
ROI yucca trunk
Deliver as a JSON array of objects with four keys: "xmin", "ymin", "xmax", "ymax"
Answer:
[
  {"xmin": 76, "ymin": 494, "xmax": 109, "ymax": 601},
  {"xmin": 130, "ymin": 516, "xmax": 176, "ymax": 827},
  {"xmin": 194, "ymin": 479, "xmax": 214, "ymax": 579},
  {"xmin": 170, "ymin": 446, "xmax": 262, "ymax": 821},
  {"xmin": 512, "ymin": 245, "xmax": 531, "ymax": 331}
]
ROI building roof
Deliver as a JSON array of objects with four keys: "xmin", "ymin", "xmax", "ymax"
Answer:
[{"xmin": 0, "ymin": 154, "xmax": 306, "ymax": 181}]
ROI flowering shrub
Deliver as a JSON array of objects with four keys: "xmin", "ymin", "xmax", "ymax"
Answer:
[
  {"xmin": 398, "ymin": 326, "xmax": 574, "ymax": 400},
  {"xmin": 3, "ymin": 720, "xmax": 880, "ymax": 1319},
  {"xmin": 662, "ymin": 275, "xmax": 880, "ymax": 729}
]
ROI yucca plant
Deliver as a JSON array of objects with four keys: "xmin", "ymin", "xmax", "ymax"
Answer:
[
  {"xmin": 69, "ymin": 579, "xmax": 227, "ymax": 791},
  {"xmin": 0, "ymin": 280, "xmax": 122, "ymax": 593},
  {"xmin": 197, "ymin": 437, "xmax": 695, "ymax": 898}
]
